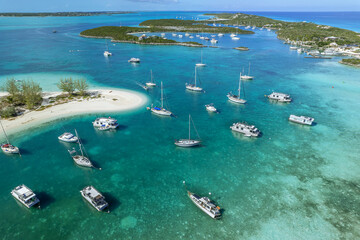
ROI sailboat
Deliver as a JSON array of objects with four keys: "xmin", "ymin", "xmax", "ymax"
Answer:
[
  {"xmin": 0, "ymin": 117, "xmax": 19, "ymax": 154},
  {"xmin": 227, "ymin": 73, "xmax": 247, "ymax": 104},
  {"xmin": 150, "ymin": 82, "xmax": 172, "ymax": 116},
  {"xmin": 146, "ymin": 70, "xmax": 156, "ymax": 87},
  {"xmin": 195, "ymin": 50, "xmax": 206, "ymax": 67},
  {"xmin": 175, "ymin": 115, "xmax": 201, "ymax": 147},
  {"xmin": 103, "ymin": 40, "xmax": 112, "ymax": 57},
  {"xmin": 241, "ymin": 62, "xmax": 254, "ymax": 80},
  {"xmin": 68, "ymin": 129, "xmax": 93, "ymax": 168},
  {"xmin": 186, "ymin": 66, "xmax": 203, "ymax": 92}
]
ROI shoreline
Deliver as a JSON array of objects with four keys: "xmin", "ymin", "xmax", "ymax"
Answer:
[
  {"xmin": 0, "ymin": 88, "xmax": 148, "ymax": 137},
  {"xmin": 80, "ymin": 34, "xmax": 205, "ymax": 48},
  {"xmin": 339, "ymin": 60, "xmax": 360, "ymax": 68}
]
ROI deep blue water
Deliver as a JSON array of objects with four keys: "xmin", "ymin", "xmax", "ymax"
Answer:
[{"xmin": 0, "ymin": 12, "xmax": 359, "ymax": 239}]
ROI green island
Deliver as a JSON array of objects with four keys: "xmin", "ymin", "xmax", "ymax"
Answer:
[
  {"xmin": 339, "ymin": 58, "xmax": 360, "ymax": 67},
  {"xmin": 0, "ymin": 11, "xmax": 132, "ymax": 17},
  {"xmin": 205, "ymin": 13, "xmax": 360, "ymax": 49},
  {"xmin": 234, "ymin": 46, "xmax": 249, "ymax": 51}
]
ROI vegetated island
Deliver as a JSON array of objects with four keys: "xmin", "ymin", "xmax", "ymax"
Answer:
[
  {"xmin": 0, "ymin": 11, "xmax": 133, "ymax": 17},
  {"xmin": 0, "ymin": 78, "xmax": 147, "ymax": 136},
  {"xmin": 234, "ymin": 47, "xmax": 249, "ymax": 51},
  {"xmin": 80, "ymin": 19, "xmax": 254, "ymax": 47},
  {"xmin": 339, "ymin": 58, "xmax": 360, "ymax": 67}
]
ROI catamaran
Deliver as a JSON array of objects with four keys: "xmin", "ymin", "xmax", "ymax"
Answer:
[
  {"xmin": 186, "ymin": 66, "xmax": 203, "ymax": 92},
  {"xmin": 241, "ymin": 62, "xmax": 254, "ymax": 80},
  {"xmin": 0, "ymin": 117, "xmax": 19, "ymax": 154},
  {"xmin": 175, "ymin": 115, "xmax": 201, "ymax": 147},
  {"xmin": 103, "ymin": 41, "xmax": 112, "ymax": 57},
  {"xmin": 146, "ymin": 70, "xmax": 156, "ymax": 87},
  {"xmin": 230, "ymin": 122, "xmax": 261, "ymax": 137},
  {"xmin": 11, "ymin": 185, "xmax": 40, "ymax": 208},
  {"xmin": 92, "ymin": 117, "xmax": 119, "ymax": 129},
  {"xmin": 68, "ymin": 130, "xmax": 93, "ymax": 168},
  {"xmin": 150, "ymin": 82, "xmax": 172, "ymax": 116},
  {"xmin": 80, "ymin": 186, "xmax": 109, "ymax": 212},
  {"xmin": 268, "ymin": 92, "xmax": 292, "ymax": 102},
  {"xmin": 187, "ymin": 191, "xmax": 221, "ymax": 219},
  {"xmin": 227, "ymin": 73, "xmax": 247, "ymax": 104},
  {"xmin": 195, "ymin": 50, "xmax": 206, "ymax": 67}
]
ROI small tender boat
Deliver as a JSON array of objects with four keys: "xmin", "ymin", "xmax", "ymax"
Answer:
[
  {"xmin": 290, "ymin": 46, "xmax": 298, "ymax": 50},
  {"xmin": 150, "ymin": 82, "xmax": 173, "ymax": 116},
  {"xmin": 227, "ymin": 73, "xmax": 247, "ymax": 104},
  {"xmin": 92, "ymin": 117, "xmax": 119, "ymax": 129},
  {"xmin": 175, "ymin": 115, "xmax": 201, "ymax": 147},
  {"xmin": 128, "ymin": 58, "xmax": 140, "ymax": 63},
  {"xmin": 268, "ymin": 92, "xmax": 292, "ymax": 102},
  {"xmin": 172, "ymin": 33, "xmax": 177, "ymax": 37},
  {"xmin": 231, "ymin": 37, "xmax": 240, "ymax": 40},
  {"xmin": 68, "ymin": 130, "xmax": 93, "ymax": 168},
  {"xmin": 11, "ymin": 185, "xmax": 40, "ymax": 208},
  {"xmin": 186, "ymin": 66, "xmax": 203, "ymax": 92},
  {"xmin": 205, "ymin": 104, "xmax": 217, "ymax": 113},
  {"xmin": 289, "ymin": 115, "xmax": 314, "ymax": 126},
  {"xmin": 0, "ymin": 118, "xmax": 19, "ymax": 154},
  {"xmin": 80, "ymin": 186, "xmax": 109, "ymax": 212},
  {"xmin": 230, "ymin": 33, "xmax": 236, "ymax": 37},
  {"xmin": 230, "ymin": 122, "xmax": 260, "ymax": 137},
  {"xmin": 240, "ymin": 62, "xmax": 254, "ymax": 80},
  {"xmin": 187, "ymin": 191, "xmax": 221, "ymax": 219},
  {"xmin": 58, "ymin": 132, "xmax": 78, "ymax": 143}
]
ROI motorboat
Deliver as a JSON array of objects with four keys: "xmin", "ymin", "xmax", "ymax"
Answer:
[
  {"xmin": 230, "ymin": 122, "xmax": 261, "ymax": 137},
  {"xmin": 268, "ymin": 92, "xmax": 292, "ymax": 102},
  {"xmin": 218, "ymin": 33, "xmax": 224, "ymax": 37},
  {"xmin": 187, "ymin": 191, "xmax": 221, "ymax": 219},
  {"xmin": 58, "ymin": 132, "xmax": 78, "ymax": 143},
  {"xmin": 205, "ymin": 104, "xmax": 217, "ymax": 113},
  {"xmin": 175, "ymin": 115, "xmax": 201, "ymax": 147},
  {"xmin": 231, "ymin": 37, "xmax": 240, "ymax": 40},
  {"xmin": 80, "ymin": 186, "xmax": 109, "ymax": 211},
  {"xmin": 289, "ymin": 115, "xmax": 314, "ymax": 126},
  {"xmin": 128, "ymin": 58, "xmax": 140, "ymax": 63},
  {"xmin": 210, "ymin": 39, "xmax": 218, "ymax": 44},
  {"xmin": 11, "ymin": 185, "xmax": 40, "ymax": 208},
  {"xmin": 92, "ymin": 117, "xmax": 119, "ymax": 129}
]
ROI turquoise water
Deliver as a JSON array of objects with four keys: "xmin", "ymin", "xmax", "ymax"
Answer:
[{"xmin": 0, "ymin": 12, "xmax": 360, "ymax": 239}]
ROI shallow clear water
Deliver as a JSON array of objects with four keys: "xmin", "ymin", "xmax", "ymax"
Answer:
[{"xmin": 0, "ymin": 12, "xmax": 359, "ymax": 240}]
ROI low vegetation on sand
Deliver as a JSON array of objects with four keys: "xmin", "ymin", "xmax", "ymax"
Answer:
[{"xmin": 339, "ymin": 58, "xmax": 360, "ymax": 67}]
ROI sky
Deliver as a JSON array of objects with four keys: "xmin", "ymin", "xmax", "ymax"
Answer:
[{"xmin": 0, "ymin": 0, "xmax": 359, "ymax": 12}]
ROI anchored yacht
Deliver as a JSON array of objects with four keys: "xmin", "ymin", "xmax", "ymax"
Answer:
[
  {"xmin": 210, "ymin": 39, "xmax": 218, "ymax": 44},
  {"xmin": 68, "ymin": 130, "xmax": 93, "ymax": 168},
  {"xmin": 128, "ymin": 58, "xmax": 140, "ymax": 63},
  {"xmin": 80, "ymin": 186, "xmax": 109, "ymax": 211},
  {"xmin": 1, "ymin": 118, "xmax": 19, "ymax": 154},
  {"xmin": 150, "ymin": 81, "xmax": 172, "ymax": 116},
  {"xmin": 268, "ymin": 92, "xmax": 292, "ymax": 102},
  {"xmin": 175, "ymin": 115, "xmax": 201, "ymax": 147},
  {"xmin": 240, "ymin": 62, "xmax": 254, "ymax": 80},
  {"xmin": 186, "ymin": 67, "xmax": 203, "ymax": 92},
  {"xmin": 58, "ymin": 132, "xmax": 78, "ymax": 143},
  {"xmin": 289, "ymin": 115, "xmax": 314, "ymax": 126},
  {"xmin": 205, "ymin": 104, "xmax": 217, "ymax": 113},
  {"xmin": 187, "ymin": 191, "xmax": 221, "ymax": 219},
  {"xmin": 103, "ymin": 41, "xmax": 112, "ymax": 57},
  {"xmin": 92, "ymin": 117, "xmax": 119, "ymax": 129},
  {"xmin": 146, "ymin": 70, "xmax": 156, "ymax": 87},
  {"xmin": 196, "ymin": 50, "xmax": 206, "ymax": 67},
  {"xmin": 230, "ymin": 33, "xmax": 236, "ymax": 37},
  {"xmin": 11, "ymin": 185, "xmax": 40, "ymax": 208},
  {"xmin": 218, "ymin": 33, "xmax": 224, "ymax": 37},
  {"xmin": 230, "ymin": 122, "xmax": 260, "ymax": 137},
  {"xmin": 227, "ymin": 73, "xmax": 246, "ymax": 104},
  {"xmin": 231, "ymin": 36, "xmax": 240, "ymax": 40}
]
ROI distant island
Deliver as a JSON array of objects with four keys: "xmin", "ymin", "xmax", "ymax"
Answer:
[
  {"xmin": 339, "ymin": 58, "xmax": 360, "ymax": 67},
  {"xmin": 0, "ymin": 11, "xmax": 133, "ymax": 17},
  {"xmin": 81, "ymin": 19, "xmax": 253, "ymax": 47}
]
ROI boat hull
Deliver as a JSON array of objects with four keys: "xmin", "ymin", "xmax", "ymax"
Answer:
[
  {"xmin": 240, "ymin": 76, "xmax": 254, "ymax": 80},
  {"xmin": 227, "ymin": 95, "xmax": 246, "ymax": 104},
  {"xmin": 72, "ymin": 155, "xmax": 93, "ymax": 168},
  {"xmin": 151, "ymin": 108, "xmax": 172, "ymax": 116},
  {"xmin": 186, "ymin": 85, "xmax": 203, "ymax": 92},
  {"xmin": 187, "ymin": 191, "xmax": 220, "ymax": 219},
  {"xmin": 175, "ymin": 139, "xmax": 201, "ymax": 147},
  {"xmin": 1, "ymin": 144, "xmax": 19, "ymax": 154},
  {"xmin": 195, "ymin": 63, "xmax": 206, "ymax": 67}
]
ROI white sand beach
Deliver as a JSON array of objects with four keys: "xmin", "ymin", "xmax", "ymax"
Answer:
[{"xmin": 1, "ymin": 89, "xmax": 148, "ymax": 136}]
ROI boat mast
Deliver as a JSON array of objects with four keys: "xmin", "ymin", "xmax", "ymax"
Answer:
[
  {"xmin": 188, "ymin": 114, "xmax": 191, "ymax": 140},
  {"xmin": 194, "ymin": 66, "xmax": 197, "ymax": 87},
  {"xmin": 201, "ymin": 50, "xmax": 203, "ymax": 64},
  {"xmin": 248, "ymin": 62, "xmax": 251, "ymax": 76},
  {"xmin": 238, "ymin": 73, "xmax": 242, "ymax": 99},
  {"xmin": 0, "ymin": 117, "xmax": 10, "ymax": 144},
  {"xmin": 161, "ymin": 81, "xmax": 163, "ymax": 109},
  {"xmin": 150, "ymin": 70, "xmax": 153, "ymax": 83},
  {"xmin": 75, "ymin": 129, "xmax": 84, "ymax": 157}
]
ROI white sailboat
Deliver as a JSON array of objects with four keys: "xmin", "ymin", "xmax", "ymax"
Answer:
[
  {"xmin": 241, "ymin": 62, "xmax": 254, "ymax": 80},
  {"xmin": 227, "ymin": 73, "xmax": 247, "ymax": 104},
  {"xmin": 186, "ymin": 66, "xmax": 203, "ymax": 92},
  {"xmin": 0, "ymin": 117, "xmax": 19, "ymax": 154},
  {"xmin": 175, "ymin": 115, "xmax": 201, "ymax": 147},
  {"xmin": 103, "ymin": 40, "xmax": 112, "ymax": 57},
  {"xmin": 146, "ymin": 70, "xmax": 156, "ymax": 87},
  {"xmin": 195, "ymin": 50, "xmax": 206, "ymax": 67},
  {"xmin": 150, "ymin": 82, "xmax": 172, "ymax": 116},
  {"xmin": 68, "ymin": 130, "xmax": 93, "ymax": 168}
]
